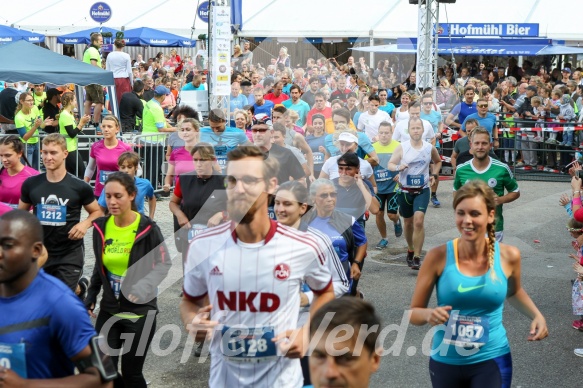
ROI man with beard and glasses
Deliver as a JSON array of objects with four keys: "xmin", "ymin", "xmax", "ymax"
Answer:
[
  {"xmin": 180, "ymin": 145, "xmax": 334, "ymax": 388},
  {"xmin": 454, "ymin": 127, "xmax": 519, "ymax": 242}
]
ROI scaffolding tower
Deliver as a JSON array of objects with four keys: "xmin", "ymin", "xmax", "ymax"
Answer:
[{"xmin": 415, "ymin": 0, "xmax": 440, "ymax": 92}]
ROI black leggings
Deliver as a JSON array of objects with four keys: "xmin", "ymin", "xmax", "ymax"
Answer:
[
  {"xmin": 429, "ymin": 353, "xmax": 513, "ymax": 388},
  {"xmin": 65, "ymin": 149, "xmax": 85, "ymax": 179},
  {"xmin": 95, "ymin": 310, "xmax": 157, "ymax": 388}
]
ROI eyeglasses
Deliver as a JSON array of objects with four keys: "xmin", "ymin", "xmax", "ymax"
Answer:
[
  {"xmin": 478, "ymin": 104, "xmax": 488, "ymax": 108},
  {"xmin": 251, "ymin": 127, "xmax": 269, "ymax": 133},
  {"xmin": 224, "ymin": 175, "xmax": 264, "ymax": 189},
  {"xmin": 318, "ymin": 192, "xmax": 337, "ymax": 199}
]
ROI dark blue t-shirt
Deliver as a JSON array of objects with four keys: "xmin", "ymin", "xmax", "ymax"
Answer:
[{"xmin": 0, "ymin": 270, "xmax": 95, "ymax": 379}]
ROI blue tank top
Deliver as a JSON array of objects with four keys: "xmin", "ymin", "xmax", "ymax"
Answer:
[
  {"xmin": 431, "ymin": 239, "xmax": 510, "ymax": 365},
  {"xmin": 459, "ymin": 102, "xmax": 477, "ymax": 124}
]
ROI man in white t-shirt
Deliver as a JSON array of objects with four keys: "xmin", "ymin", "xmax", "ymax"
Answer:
[
  {"xmin": 356, "ymin": 94, "xmax": 391, "ymax": 142},
  {"xmin": 180, "ymin": 145, "xmax": 334, "ymax": 388},
  {"xmin": 320, "ymin": 132, "xmax": 374, "ymax": 181},
  {"xmin": 393, "ymin": 101, "xmax": 436, "ymax": 146}
]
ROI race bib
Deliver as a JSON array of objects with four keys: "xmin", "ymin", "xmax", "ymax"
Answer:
[
  {"xmin": 36, "ymin": 204, "xmax": 66, "ymax": 226},
  {"xmin": 0, "ymin": 342, "xmax": 27, "ymax": 378},
  {"xmin": 107, "ymin": 271, "xmax": 124, "ymax": 299},
  {"xmin": 267, "ymin": 206, "xmax": 277, "ymax": 221},
  {"xmin": 187, "ymin": 224, "xmax": 208, "ymax": 243},
  {"xmin": 215, "ymin": 146, "xmax": 228, "ymax": 170},
  {"xmin": 221, "ymin": 326, "xmax": 277, "ymax": 363},
  {"xmin": 406, "ymin": 174, "xmax": 425, "ymax": 188},
  {"xmin": 374, "ymin": 168, "xmax": 391, "ymax": 182},
  {"xmin": 99, "ymin": 170, "xmax": 115, "ymax": 185},
  {"xmin": 312, "ymin": 152, "xmax": 325, "ymax": 165},
  {"xmin": 443, "ymin": 313, "xmax": 489, "ymax": 348},
  {"xmin": 216, "ymin": 155, "xmax": 228, "ymax": 170}
]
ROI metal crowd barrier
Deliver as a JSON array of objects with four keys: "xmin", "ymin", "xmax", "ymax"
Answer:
[{"xmin": 0, "ymin": 131, "xmax": 171, "ymax": 193}]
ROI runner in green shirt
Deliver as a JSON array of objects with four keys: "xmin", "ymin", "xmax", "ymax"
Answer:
[
  {"xmin": 453, "ymin": 127, "xmax": 520, "ymax": 241},
  {"xmin": 14, "ymin": 92, "xmax": 52, "ymax": 169}
]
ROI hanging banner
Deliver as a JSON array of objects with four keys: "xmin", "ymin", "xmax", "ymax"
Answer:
[
  {"xmin": 437, "ymin": 23, "xmax": 539, "ymax": 37},
  {"xmin": 211, "ymin": 6, "xmax": 231, "ymax": 95}
]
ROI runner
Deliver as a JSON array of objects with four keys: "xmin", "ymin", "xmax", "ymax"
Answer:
[
  {"xmin": 86, "ymin": 172, "xmax": 171, "ymax": 388},
  {"xmin": 0, "ymin": 135, "xmax": 39, "ymax": 207},
  {"xmin": 420, "ymin": 94, "xmax": 444, "ymax": 208},
  {"xmin": 199, "ymin": 108, "xmax": 250, "ymax": 172},
  {"xmin": 454, "ymin": 127, "xmax": 520, "ymax": 242},
  {"xmin": 309, "ymin": 298, "xmax": 382, "ymax": 388},
  {"xmin": 19, "ymin": 134, "xmax": 103, "ymax": 296},
  {"xmin": 388, "ymin": 118, "xmax": 442, "ymax": 270},
  {"xmin": 180, "ymin": 146, "xmax": 334, "ymax": 388},
  {"xmin": 410, "ymin": 180, "xmax": 547, "ymax": 388},
  {"xmin": 0, "ymin": 210, "xmax": 111, "ymax": 385},
  {"xmin": 393, "ymin": 101, "xmax": 436, "ymax": 146},
  {"xmin": 368, "ymin": 121, "xmax": 402, "ymax": 250},
  {"xmin": 97, "ymin": 152, "xmax": 156, "ymax": 217},
  {"xmin": 84, "ymin": 115, "xmax": 132, "ymax": 198}
]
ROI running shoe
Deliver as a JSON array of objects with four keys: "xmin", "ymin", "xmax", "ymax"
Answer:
[
  {"xmin": 394, "ymin": 218, "xmax": 403, "ymax": 237},
  {"xmin": 515, "ymin": 161, "xmax": 525, "ymax": 167},
  {"xmin": 406, "ymin": 250, "xmax": 414, "ymax": 267},
  {"xmin": 546, "ymin": 138, "xmax": 558, "ymax": 144},
  {"xmin": 575, "ymin": 348, "xmax": 583, "ymax": 357},
  {"xmin": 431, "ymin": 196, "xmax": 441, "ymax": 208},
  {"xmin": 532, "ymin": 136, "xmax": 543, "ymax": 142},
  {"xmin": 375, "ymin": 239, "xmax": 388, "ymax": 250},
  {"xmin": 411, "ymin": 256, "xmax": 421, "ymax": 270},
  {"xmin": 573, "ymin": 319, "xmax": 583, "ymax": 330},
  {"xmin": 77, "ymin": 277, "xmax": 89, "ymax": 301}
]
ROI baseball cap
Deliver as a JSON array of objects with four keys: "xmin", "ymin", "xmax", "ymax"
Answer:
[
  {"xmin": 338, "ymin": 132, "xmax": 359, "ymax": 144},
  {"xmin": 563, "ymin": 68, "xmax": 572, "ymax": 73},
  {"xmin": 252, "ymin": 113, "xmax": 273, "ymax": 129},
  {"xmin": 154, "ymin": 85, "xmax": 170, "ymax": 96},
  {"xmin": 526, "ymin": 85, "xmax": 538, "ymax": 93},
  {"xmin": 46, "ymin": 88, "xmax": 63, "ymax": 100}
]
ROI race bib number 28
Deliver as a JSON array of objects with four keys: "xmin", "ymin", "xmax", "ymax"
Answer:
[{"xmin": 221, "ymin": 326, "xmax": 277, "ymax": 363}]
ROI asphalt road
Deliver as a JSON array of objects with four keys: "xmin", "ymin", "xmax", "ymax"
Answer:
[{"xmin": 82, "ymin": 179, "xmax": 582, "ymax": 387}]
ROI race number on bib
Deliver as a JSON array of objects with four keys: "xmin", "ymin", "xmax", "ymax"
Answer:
[
  {"xmin": 215, "ymin": 146, "xmax": 228, "ymax": 171},
  {"xmin": 99, "ymin": 170, "xmax": 115, "ymax": 185},
  {"xmin": 0, "ymin": 342, "xmax": 27, "ymax": 378},
  {"xmin": 107, "ymin": 271, "xmax": 124, "ymax": 299},
  {"xmin": 374, "ymin": 168, "xmax": 391, "ymax": 182},
  {"xmin": 221, "ymin": 326, "xmax": 277, "ymax": 363},
  {"xmin": 406, "ymin": 174, "xmax": 425, "ymax": 188},
  {"xmin": 312, "ymin": 152, "xmax": 325, "ymax": 165},
  {"xmin": 187, "ymin": 224, "xmax": 208, "ymax": 243},
  {"xmin": 267, "ymin": 206, "xmax": 277, "ymax": 221},
  {"xmin": 36, "ymin": 204, "xmax": 66, "ymax": 226},
  {"xmin": 443, "ymin": 313, "xmax": 489, "ymax": 348}
]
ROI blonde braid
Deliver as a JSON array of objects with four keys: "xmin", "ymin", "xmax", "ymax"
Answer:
[{"xmin": 487, "ymin": 222, "xmax": 498, "ymax": 282}]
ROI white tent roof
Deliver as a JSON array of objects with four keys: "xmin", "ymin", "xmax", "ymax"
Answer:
[
  {"xmin": 1, "ymin": 0, "xmax": 209, "ymax": 38},
  {"xmin": 241, "ymin": 0, "xmax": 583, "ymax": 42},
  {"xmin": 2, "ymin": 0, "xmax": 583, "ymax": 43}
]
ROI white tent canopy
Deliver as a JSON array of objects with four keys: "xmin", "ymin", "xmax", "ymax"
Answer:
[
  {"xmin": 240, "ymin": 0, "xmax": 583, "ymax": 43},
  {"xmin": 1, "ymin": 0, "xmax": 209, "ymax": 38},
  {"xmin": 3, "ymin": 0, "xmax": 583, "ymax": 43}
]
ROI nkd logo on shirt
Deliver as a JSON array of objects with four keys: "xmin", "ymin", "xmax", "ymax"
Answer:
[{"xmin": 217, "ymin": 291, "xmax": 280, "ymax": 312}]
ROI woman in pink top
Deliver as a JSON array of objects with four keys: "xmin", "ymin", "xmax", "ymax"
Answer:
[
  {"xmin": 163, "ymin": 118, "xmax": 199, "ymax": 193},
  {"xmin": 84, "ymin": 115, "xmax": 132, "ymax": 197},
  {"xmin": 0, "ymin": 135, "xmax": 39, "ymax": 206}
]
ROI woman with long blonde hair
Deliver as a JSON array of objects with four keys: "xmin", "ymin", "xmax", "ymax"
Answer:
[{"xmin": 410, "ymin": 180, "xmax": 548, "ymax": 388}]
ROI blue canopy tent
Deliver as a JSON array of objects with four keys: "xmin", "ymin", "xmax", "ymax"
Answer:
[
  {"xmin": 353, "ymin": 37, "xmax": 583, "ymax": 56},
  {"xmin": 56, "ymin": 27, "xmax": 120, "ymax": 45},
  {"xmin": 0, "ymin": 25, "xmax": 44, "ymax": 44},
  {"xmin": 123, "ymin": 27, "xmax": 195, "ymax": 47},
  {"xmin": 0, "ymin": 40, "xmax": 116, "ymax": 118},
  {"xmin": 0, "ymin": 40, "xmax": 113, "ymax": 85}
]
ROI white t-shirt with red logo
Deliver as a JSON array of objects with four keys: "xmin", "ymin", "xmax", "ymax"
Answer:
[{"xmin": 183, "ymin": 220, "xmax": 332, "ymax": 388}]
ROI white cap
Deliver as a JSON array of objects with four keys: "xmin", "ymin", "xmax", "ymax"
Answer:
[{"xmin": 338, "ymin": 132, "xmax": 359, "ymax": 144}]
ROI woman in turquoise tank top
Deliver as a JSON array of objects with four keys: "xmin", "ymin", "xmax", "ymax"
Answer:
[{"xmin": 410, "ymin": 180, "xmax": 547, "ymax": 388}]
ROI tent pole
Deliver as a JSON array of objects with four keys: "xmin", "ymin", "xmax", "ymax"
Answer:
[{"xmin": 369, "ymin": 30, "xmax": 374, "ymax": 72}]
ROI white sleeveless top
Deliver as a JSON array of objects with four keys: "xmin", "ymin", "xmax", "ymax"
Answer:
[
  {"xmin": 394, "ymin": 107, "xmax": 410, "ymax": 124},
  {"xmin": 399, "ymin": 140, "xmax": 433, "ymax": 189}
]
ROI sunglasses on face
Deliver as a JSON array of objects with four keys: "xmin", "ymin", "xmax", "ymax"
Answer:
[{"xmin": 478, "ymin": 104, "xmax": 488, "ymax": 108}]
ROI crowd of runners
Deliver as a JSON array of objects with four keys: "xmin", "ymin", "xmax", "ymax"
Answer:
[{"xmin": 11, "ymin": 33, "xmax": 583, "ymax": 387}]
